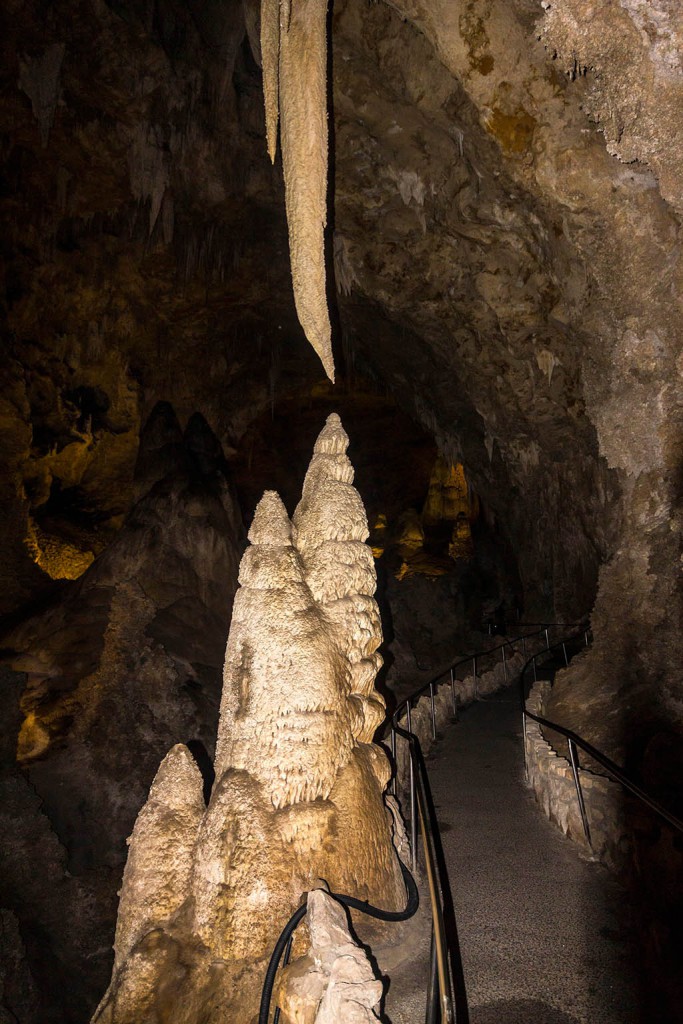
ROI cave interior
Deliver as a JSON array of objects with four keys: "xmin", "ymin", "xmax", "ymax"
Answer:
[{"xmin": 0, "ymin": 0, "xmax": 682, "ymax": 1020}]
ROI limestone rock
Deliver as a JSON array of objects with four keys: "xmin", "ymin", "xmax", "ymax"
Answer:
[
  {"xmin": 94, "ymin": 415, "xmax": 405, "ymax": 1022},
  {"xmin": 275, "ymin": 889, "xmax": 382, "ymax": 1024},
  {"xmin": 1, "ymin": 406, "xmax": 245, "ymax": 1019},
  {"xmin": 293, "ymin": 413, "xmax": 388, "ymax": 744},
  {"xmin": 267, "ymin": 0, "xmax": 335, "ymax": 380},
  {"xmin": 215, "ymin": 488, "xmax": 355, "ymax": 807},
  {"xmin": 111, "ymin": 745, "xmax": 205, "ymax": 969}
]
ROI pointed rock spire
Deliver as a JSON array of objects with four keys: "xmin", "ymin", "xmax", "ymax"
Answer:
[
  {"xmin": 215, "ymin": 487, "xmax": 354, "ymax": 806},
  {"xmin": 293, "ymin": 413, "xmax": 386, "ymax": 743},
  {"xmin": 111, "ymin": 744, "xmax": 204, "ymax": 969}
]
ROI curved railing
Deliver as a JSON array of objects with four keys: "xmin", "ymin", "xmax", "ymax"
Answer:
[
  {"xmin": 387, "ymin": 624, "xmax": 560, "ymax": 862},
  {"xmin": 383, "ymin": 623, "xmax": 566, "ymax": 1023},
  {"xmin": 258, "ymin": 728, "xmax": 454, "ymax": 1024},
  {"xmin": 519, "ymin": 631, "xmax": 683, "ymax": 845}
]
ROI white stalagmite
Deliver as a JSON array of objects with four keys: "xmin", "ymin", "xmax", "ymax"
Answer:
[
  {"xmin": 293, "ymin": 413, "xmax": 387, "ymax": 744},
  {"xmin": 274, "ymin": 888, "xmax": 383, "ymax": 1023},
  {"xmin": 260, "ymin": 0, "xmax": 335, "ymax": 381},
  {"xmin": 92, "ymin": 415, "xmax": 404, "ymax": 1023},
  {"xmin": 213, "ymin": 489, "xmax": 355, "ymax": 807}
]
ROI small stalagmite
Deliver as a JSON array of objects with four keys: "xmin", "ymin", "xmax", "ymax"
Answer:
[
  {"xmin": 93, "ymin": 415, "xmax": 406, "ymax": 1023},
  {"xmin": 274, "ymin": 887, "xmax": 383, "ymax": 1023}
]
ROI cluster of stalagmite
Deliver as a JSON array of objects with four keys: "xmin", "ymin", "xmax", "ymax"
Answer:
[
  {"xmin": 260, "ymin": 0, "xmax": 334, "ymax": 381},
  {"xmin": 93, "ymin": 414, "xmax": 404, "ymax": 1023}
]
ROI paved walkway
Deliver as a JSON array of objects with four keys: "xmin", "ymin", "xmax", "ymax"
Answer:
[{"xmin": 387, "ymin": 686, "xmax": 644, "ymax": 1024}]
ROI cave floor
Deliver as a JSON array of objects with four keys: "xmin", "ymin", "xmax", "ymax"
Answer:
[{"xmin": 386, "ymin": 686, "xmax": 644, "ymax": 1024}]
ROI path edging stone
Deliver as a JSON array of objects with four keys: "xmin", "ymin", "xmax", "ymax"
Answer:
[{"xmin": 524, "ymin": 680, "xmax": 631, "ymax": 873}]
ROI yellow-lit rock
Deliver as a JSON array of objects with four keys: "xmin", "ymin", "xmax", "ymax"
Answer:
[
  {"xmin": 369, "ymin": 513, "xmax": 387, "ymax": 559},
  {"xmin": 25, "ymin": 518, "xmax": 94, "ymax": 581},
  {"xmin": 448, "ymin": 514, "xmax": 474, "ymax": 562},
  {"xmin": 422, "ymin": 458, "xmax": 470, "ymax": 525},
  {"xmin": 395, "ymin": 508, "xmax": 424, "ymax": 557},
  {"xmin": 16, "ymin": 710, "xmax": 51, "ymax": 761}
]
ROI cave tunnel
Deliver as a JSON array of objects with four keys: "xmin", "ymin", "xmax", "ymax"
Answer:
[{"xmin": 0, "ymin": 0, "xmax": 682, "ymax": 1021}]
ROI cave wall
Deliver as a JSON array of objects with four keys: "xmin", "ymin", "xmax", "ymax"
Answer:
[{"xmin": 0, "ymin": 405, "xmax": 245, "ymax": 1021}]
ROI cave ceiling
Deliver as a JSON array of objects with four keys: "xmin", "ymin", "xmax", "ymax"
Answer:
[{"xmin": 1, "ymin": 0, "xmax": 681, "ymax": 636}]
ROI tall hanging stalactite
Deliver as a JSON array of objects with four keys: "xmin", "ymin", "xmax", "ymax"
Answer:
[{"xmin": 260, "ymin": 0, "xmax": 335, "ymax": 381}]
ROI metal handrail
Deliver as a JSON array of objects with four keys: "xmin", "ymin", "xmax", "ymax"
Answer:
[
  {"xmin": 258, "ymin": 623, "xmax": 574, "ymax": 1023},
  {"xmin": 519, "ymin": 631, "xmax": 683, "ymax": 845},
  {"xmin": 392, "ymin": 625, "xmax": 556, "ymax": 732},
  {"xmin": 394, "ymin": 723, "xmax": 458, "ymax": 1023},
  {"xmin": 383, "ymin": 623, "xmax": 565, "ymax": 1022}
]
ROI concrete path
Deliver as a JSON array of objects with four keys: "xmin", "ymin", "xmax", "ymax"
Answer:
[{"xmin": 387, "ymin": 686, "xmax": 644, "ymax": 1024}]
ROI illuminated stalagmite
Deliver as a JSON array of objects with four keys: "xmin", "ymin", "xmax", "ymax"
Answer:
[
  {"xmin": 260, "ymin": 0, "xmax": 334, "ymax": 381},
  {"xmin": 293, "ymin": 413, "xmax": 387, "ymax": 744},
  {"xmin": 93, "ymin": 415, "xmax": 404, "ymax": 1023}
]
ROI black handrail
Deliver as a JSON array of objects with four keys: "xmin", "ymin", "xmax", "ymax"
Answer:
[
  {"xmin": 394, "ymin": 723, "xmax": 466, "ymax": 1023},
  {"xmin": 520, "ymin": 632, "xmax": 683, "ymax": 838},
  {"xmin": 391, "ymin": 625, "xmax": 554, "ymax": 726},
  {"xmin": 259, "ymin": 623, "xmax": 566, "ymax": 1024}
]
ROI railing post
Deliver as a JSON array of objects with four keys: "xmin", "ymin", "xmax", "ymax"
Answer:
[
  {"xmin": 406, "ymin": 703, "xmax": 418, "ymax": 872},
  {"xmin": 532, "ymin": 655, "xmax": 537, "ymax": 683},
  {"xmin": 584, "ymin": 629, "xmax": 589, "ymax": 647},
  {"xmin": 562, "ymin": 642, "xmax": 569, "ymax": 667},
  {"xmin": 567, "ymin": 738, "xmax": 592, "ymax": 848},
  {"xmin": 545, "ymin": 627, "xmax": 550, "ymax": 650},
  {"xmin": 502, "ymin": 643, "xmax": 508, "ymax": 682},
  {"xmin": 425, "ymin": 923, "xmax": 440, "ymax": 1024},
  {"xmin": 522, "ymin": 711, "xmax": 528, "ymax": 782},
  {"xmin": 522, "ymin": 635, "xmax": 526, "ymax": 658},
  {"xmin": 390, "ymin": 726, "xmax": 397, "ymax": 796},
  {"xmin": 450, "ymin": 667, "xmax": 457, "ymax": 717},
  {"xmin": 472, "ymin": 655, "xmax": 477, "ymax": 698},
  {"xmin": 429, "ymin": 684, "xmax": 437, "ymax": 741}
]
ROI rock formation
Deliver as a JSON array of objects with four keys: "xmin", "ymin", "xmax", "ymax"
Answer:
[
  {"xmin": 94, "ymin": 414, "xmax": 405, "ymax": 1023},
  {"xmin": 0, "ymin": 404, "xmax": 244, "ymax": 1022},
  {"xmin": 261, "ymin": 0, "xmax": 334, "ymax": 381},
  {"xmin": 274, "ymin": 887, "xmax": 383, "ymax": 1023},
  {"xmin": 2, "ymin": 0, "xmax": 682, "ymax": 1015}
]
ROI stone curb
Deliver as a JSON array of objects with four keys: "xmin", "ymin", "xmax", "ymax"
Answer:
[{"xmin": 524, "ymin": 680, "xmax": 631, "ymax": 873}]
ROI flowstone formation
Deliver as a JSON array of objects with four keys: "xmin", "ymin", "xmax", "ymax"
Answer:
[{"xmin": 94, "ymin": 414, "xmax": 405, "ymax": 1023}]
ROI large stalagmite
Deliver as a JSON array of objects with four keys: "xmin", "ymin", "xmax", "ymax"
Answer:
[
  {"xmin": 260, "ymin": 0, "xmax": 334, "ymax": 381},
  {"xmin": 93, "ymin": 415, "xmax": 404, "ymax": 1023}
]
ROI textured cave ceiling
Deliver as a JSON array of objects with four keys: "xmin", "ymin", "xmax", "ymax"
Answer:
[{"xmin": 1, "ymin": 0, "xmax": 681, "ymax": 687}]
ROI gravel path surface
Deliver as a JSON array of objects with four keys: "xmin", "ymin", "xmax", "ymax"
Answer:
[{"xmin": 386, "ymin": 686, "xmax": 643, "ymax": 1023}]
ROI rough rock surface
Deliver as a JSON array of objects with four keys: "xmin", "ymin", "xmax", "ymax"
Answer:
[
  {"xmin": 94, "ymin": 415, "xmax": 405, "ymax": 1023},
  {"xmin": 274, "ymin": 888, "xmax": 383, "ymax": 1024},
  {"xmin": 1, "ymin": 0, "xmax": 682, "ymax": 1015},
  {"xmin": 0, "ymin": 404, "xmax": 244, "ymax": 1021}
]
